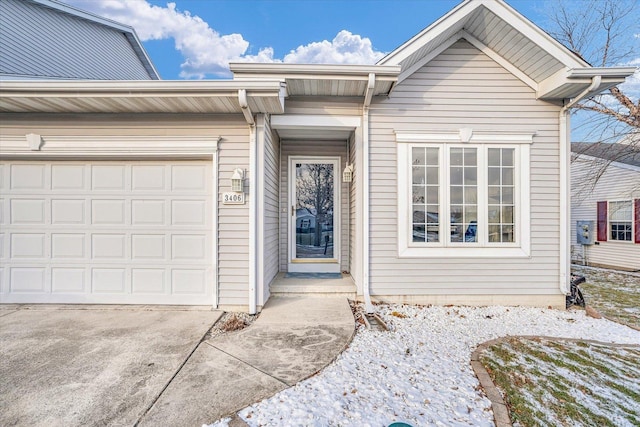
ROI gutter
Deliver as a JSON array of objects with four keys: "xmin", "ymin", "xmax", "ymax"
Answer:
[{"xmin": 558, "ymin": 75, "xmax": 601, "ymax": 295}]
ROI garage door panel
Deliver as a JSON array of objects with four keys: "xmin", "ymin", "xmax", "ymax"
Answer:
[
  {"xmin": 92, "ymin": 234, "xmax": 126, "ymax": 259},
  {"xmin": 132, "ymin": 269, "xmax": 166, "ymax": 294},
  {"xmin": 132, "ymin": 234, "xmax": 165, "ymax": 259},
  {"xmin": 132, "ymin": 165, "xmax": 166, "ymax": 191},
  {"xmin": 132, "ymin": 200, "xmax": 165, "ymax": 225},
  {"xmin": 92, "ymin": 200, "xmax": 126, "ymax": 225},
  {"xmin": 172, "ymin": 235, "xmax": 207, "ymax": 260},
  {"xmin": 92, "ymin": 165, "xmax": 126, "ymax": 191},
  {"xmin": 171, "ymin": 165, "xmax": 208, "ymax": 191},
  {"xmin": 92, "ymin": 268, "xmax": 126, "ymax": 293},
  {"xmin": 10, "ymin": 268, "xmax": 46, "ymax": 292},
  {"xmin": 2, "ymin": 160, "xmax": 213, "ymax": 305},
  {"xmin": 52, "ymin": 233, "xmax": 86, "ymax": 258},
  {"xmin": 172, "ymin": 269, "xmax": 207, "ymax": 294},
  {"xmin": 52, "ymin": 199, "xmax": 86, "ymax": 224},
  {"xmin": 172, "ymin": 200, "xmax": 207, "ymax": 225},
  {"xmin": 11, "ymin": 233, "xmax": 46, "ymax": 258},
  {"xmin": 11, "ymin": 199, "xmax": 45, "ymax": 224},
  {"xmin": 52, "ymin": 164, "xmax": 86, "ymax": 190},
  {"xmin": 10, "ymin": 164, "xmax": 46, "ymax": 190},
  {"xmin": 51, "ymin": 268, "xmax": 86, "ymax": 293}
]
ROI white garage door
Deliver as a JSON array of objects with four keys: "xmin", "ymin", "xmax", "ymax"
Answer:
[{"xmin": 0, "ymin": 160, "xmax": 214, "ymax": 305}]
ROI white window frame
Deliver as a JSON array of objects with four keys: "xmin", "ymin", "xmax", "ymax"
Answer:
[
  {"xmin": 608, "ymin": 199, "xmax": 634, "ymax": 243},
  {"xmin": 396, "ymin": 131, "xmax": 532, "ymax": 258}
]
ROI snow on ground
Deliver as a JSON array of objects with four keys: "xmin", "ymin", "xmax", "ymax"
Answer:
[{"xmin": 207, "ymin": 305, "xmax": 640, "ymax": 427}]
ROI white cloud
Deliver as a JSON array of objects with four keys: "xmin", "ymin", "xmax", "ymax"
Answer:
[
  {"xmin": 66, "ymin": 0, "xmax": 274, "ymax": 77},
  {"xmin": 65, "ymin": 1, "xmax": 385, "ymax": 78},
  {"xmin": 283, "ymin": 30, "xmax": 385, "ymax": 64}
]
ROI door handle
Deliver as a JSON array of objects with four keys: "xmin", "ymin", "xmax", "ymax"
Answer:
[{"xmin": 291, "ymin": 205, "xmax": 295, "ymax": 217}]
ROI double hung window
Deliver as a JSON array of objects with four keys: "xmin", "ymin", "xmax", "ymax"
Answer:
[{"xmin": 609, "ymin": 201, "xmax": 632, "ymax": 241}]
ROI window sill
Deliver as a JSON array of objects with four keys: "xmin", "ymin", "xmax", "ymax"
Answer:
[{"xmin": 398, "ymin": 246, "xmax": 531, "ymax": 258}]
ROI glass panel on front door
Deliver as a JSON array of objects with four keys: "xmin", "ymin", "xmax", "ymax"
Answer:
[{"xmin": 295, "ymin": 162, "xmax": 334, "ymax": 259}]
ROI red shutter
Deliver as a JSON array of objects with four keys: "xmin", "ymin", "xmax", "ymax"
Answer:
[
  {"xmin": 597, "ymin": 201, "xmax": 608, "ymax": 242},
  {"xmin": 635, "ymin": 199, "xmax": 640, "ymax": 244}
]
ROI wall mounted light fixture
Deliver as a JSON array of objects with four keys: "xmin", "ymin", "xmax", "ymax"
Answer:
[
  {"xmin": 231, "ymin": 168, "xmax": 244, "ymax": 192},
  {"xmin": 342, "ymin": 163, "xmax": 354, "ymax": 183}
]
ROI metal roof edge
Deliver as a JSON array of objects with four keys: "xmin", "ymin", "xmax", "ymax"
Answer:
[{"xmin": 0, "ymin": 79, "xmax": 286, "ymax": 94}]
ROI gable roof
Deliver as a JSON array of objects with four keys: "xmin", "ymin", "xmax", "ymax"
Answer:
[
  {"xmin": 378, "ymin": 0, "xmax": 635, "ymax": 100},
  {"xmin": 572, "ymin": 142, "xmax": 640, "ymax": 168},
  {"xmin": 0, "ymin": 0, "xmax": 159, "ymax": 80}
]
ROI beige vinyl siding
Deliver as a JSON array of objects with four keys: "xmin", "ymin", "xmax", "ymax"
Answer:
[
  {"xmin": 262, "ymin": 116, "xmax": 280, "ymax": 300},
  {"xmin": 0, "ymin": 113, "xmax": 250, "ymax": 306},
  {"xmin": 368, "ymin": 40, "xmax": 564, "ymax": 297},
  {"xmin": 571, "ymin": 156, "xmax": 640, "ymax": 270},
  {"xmin": 279, "ymin": 140, "xmax": 350, "ymax": 271}
]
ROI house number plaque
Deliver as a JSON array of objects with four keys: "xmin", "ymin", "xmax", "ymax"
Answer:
[{"xmin": 222, "ymin": 192, "xmax": 245, "ymax": 205}]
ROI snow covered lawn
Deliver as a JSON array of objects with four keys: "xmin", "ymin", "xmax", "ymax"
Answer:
[
  {"xmin": 573, "ymin": 266, "xmax": 640, "ymax": 329},
  {"xmin": 207, "ymin": 304, "xmax": 639, "ymax": 427},
  {"xmin": 480, "ymin": 337, "xmax": 640, "ymax": 427}
]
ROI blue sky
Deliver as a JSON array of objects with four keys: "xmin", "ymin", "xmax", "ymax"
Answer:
[{"xmin": 66, "ymin": 0, "xmax": 550, "ymax": 80}]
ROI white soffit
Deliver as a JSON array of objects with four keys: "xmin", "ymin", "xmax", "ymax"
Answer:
[
  {"xmin": 271, "ymin": 114, "xmax": 360, "ymax": 140},
  {"xmin": 377, "ymin": 0, "xmax": 599, "ymax": 97},
  {"xmin": 230, "ymin": 63, "xmax": 400, "ymax": 97},
  {"xmin": 0, "ymin": 80, "xmax": 286, "ymax": 114}
]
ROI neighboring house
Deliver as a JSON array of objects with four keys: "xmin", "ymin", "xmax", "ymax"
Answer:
[
  {"xmin": 571, "ymin": 142, "xmax": 640, "ymax": 271},
  {"xmin": 0, "ymin": 0, "xmax": 159, "ymax": 80},
  {"xmin": 0, "ymin": 0, "xmax": 635, "ymax": 312}
]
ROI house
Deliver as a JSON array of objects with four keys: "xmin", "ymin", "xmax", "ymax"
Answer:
[
  {"xmin": 0, "ymin": 0, "xmax": 159, "ymax": 80},
  {"xmin": 0, "ymin": 0, "xmax": 635, "ymax": 312},
  {"xmin": 571, "ymin": 141, "xmax": 640, "ymax": 271}
]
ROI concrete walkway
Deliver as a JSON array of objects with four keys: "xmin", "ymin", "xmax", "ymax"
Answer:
[
  {"xmin": 0, "ymin": 297, "xmax": 354, "ymax": 427},
  {"xmin": 138, "ymin": 296, "xmax": 355, "ymax": 426}
]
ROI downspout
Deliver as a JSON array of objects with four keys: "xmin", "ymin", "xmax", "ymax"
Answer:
[
  {"xmin": 363, "ymin": 73, "xmax": 375, "ymax": 314},
  {"xmin": 240, "ymin": 89, "xmax": 258, "ymax": 315},
  {"xmin": 558, "ymin": 75, "xmax": 601, "ymax": 295}
]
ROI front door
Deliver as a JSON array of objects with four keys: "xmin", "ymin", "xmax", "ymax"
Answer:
[{"xmin": 288, "ymin": 157, "xmax": 340, "ymax": 273}]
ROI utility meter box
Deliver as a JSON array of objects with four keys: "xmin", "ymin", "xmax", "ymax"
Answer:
[{"xmin": 576, "ymin": 220, "xmax": 595, "ymax": 245}]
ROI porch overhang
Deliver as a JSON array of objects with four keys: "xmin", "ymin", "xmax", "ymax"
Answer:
[
  {"xmin": 230, "ymin": 63, "xmax": 400, "ymax": 98},
  {"xmin": 271, "ymin": 114, "xmax": 361, "ymax": 140},
  {"xmin": 0, "ymin": 80, "xmax": 286, "ymax": 114}
]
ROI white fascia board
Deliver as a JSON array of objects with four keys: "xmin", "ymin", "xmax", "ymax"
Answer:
[
  {"xmin": 395, "ymin": 130, "xmax": 535, "ymax": 144},
  {"xmin": 271, "ymin": 115, "xmax": 361, "ymax": 130},
  {"xmin": 0, "ymin": 79, "xmax": 285, "ymax": 94},
  {"xmin": 0, "ymin": 135, "xmax": 219, "ymax": 158},
  {"xmin": 377, "ymin": 0, "xmax": 476, "ymax": 65},
  {"xmin": 567, "ymin": 67, "xmax": 637, "ymax": 79},
  {"xmin": 230, "ymin": 63, "xmax": 401, "ymax": 78}
]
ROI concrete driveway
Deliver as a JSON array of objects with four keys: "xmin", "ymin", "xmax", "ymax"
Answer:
[{"xmin": 0, "ymin": 305, "xmax": 222, "ymax": 426}]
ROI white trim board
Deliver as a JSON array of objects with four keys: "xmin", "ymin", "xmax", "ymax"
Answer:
[{"xmin": 0, "ymin": 135, "xmax": 220, "ymax": 158}]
